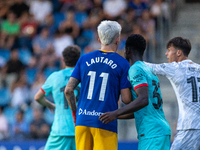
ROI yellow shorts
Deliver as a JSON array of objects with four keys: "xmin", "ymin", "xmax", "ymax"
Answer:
[{"xmin": 75, "ymin": 126, "xmax": 118, "ymax": 150}]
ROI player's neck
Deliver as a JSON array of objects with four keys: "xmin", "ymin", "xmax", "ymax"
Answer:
[
  {"xmin": 130, "ymin": 56, "xmax": 143, "ymax": 66},
  {"xmin": 177, "ymin": 56, "xmax": 188, "ymax": 62},
  {"xmin": 100, "ymin": 44, "xmax": 117, "ymax": 52}
]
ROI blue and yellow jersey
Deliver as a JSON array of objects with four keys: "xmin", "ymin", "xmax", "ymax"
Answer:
[
  {"xmin": 71, "ymin": 50, "xmax": 131, "ymax": 133},
  {"xmin": 41, "ymin": 68, "xmax": 80, "ymax": 136},
  {"xmin": 129, "ymin": 61, "xmax": 171, "ymax": 140}
]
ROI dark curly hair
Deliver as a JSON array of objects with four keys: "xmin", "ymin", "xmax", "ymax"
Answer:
[
  {"xmin": 166, "ymin": 37, "xmax": 191, "ymax": 56},
  {"xmin": 125, "ymin": 34, "xmax": 146, "ymax": 56},
  {"xmin": 62, "ymin": 45, "xmax": 81, "ymax": 67}
]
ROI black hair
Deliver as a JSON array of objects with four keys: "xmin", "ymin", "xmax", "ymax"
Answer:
[
  {"xmin": 166, "ymin": 37, "xmax": 191, "ymax": 56},
  {"xmin": 125, "ymin": 34, "xmax": 146, "ymax": 56},
  {"xmin": 62, "ymin": 45, "xmax": 81, "ymax": 67}
]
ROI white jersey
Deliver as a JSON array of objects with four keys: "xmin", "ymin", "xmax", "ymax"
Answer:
[{"xmin": 145, "ymin": 59, "xmax": 200, "ymax": 130}]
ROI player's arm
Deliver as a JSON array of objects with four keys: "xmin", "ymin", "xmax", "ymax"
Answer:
[
  {"xmin": 118, "ymin": 113, "xmax": 134, "ymax": 119},
  {"xmin": 65, "ymin": 77, "xmax": 80, "ymax": 124},
  {"xmin": 120, "ymin": 88, "xmax": 132, "ymax": 104},
  {"xmin": 145, "ymin": 62, "xmax": 175, "ymax": 77},
  {"xmin": 99, "ymin": 86, "xmax": 148, "ymax": 124},
  {"xmin": 34, "ymin": 89, "xmax": 55, "ymax": 113}
]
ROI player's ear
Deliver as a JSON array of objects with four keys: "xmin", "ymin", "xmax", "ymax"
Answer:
[
  {"xmin": 177, "ymin": 49, "xmax": 182, "ymax": 57},
  {"xmin": 125, "ymin": 47, "xmax": 131, "ymax": 54},
  {"xmin": 98, "ymin": 38, "xmax": 101, "ymax": 44},
  {"xmin": 61, "ymin": 57, "xmax": 65, "ymax": 65},
  {"xmin": 116, "ymin": 37, "xmax": 120, "ymax": 44}
]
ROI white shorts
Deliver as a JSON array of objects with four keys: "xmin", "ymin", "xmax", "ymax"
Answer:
[{"xmin": 170, "ymin": 129, "xmax": 200, "ymax": 150}]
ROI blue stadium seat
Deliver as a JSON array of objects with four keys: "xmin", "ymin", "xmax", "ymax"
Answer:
[
  {"xmin": 18, "ymin": 48, "xmax": 32, "ymax": 65},
  {"xmin": 82, "ymin": 29, "xmax": 94, "ymax": 40},
  {"xmin": 75, "ymin": 12, "xmax": 88, "ymax": 27},
  {"xmin": 26, "ymin": 68, "xmax": 38, "ymax": 85},
  {"xmin": 0, "ymin": 87, "xmax": 11, "ymax": 106},
  {"xmin": 0, "ymin": 50, "xmax": 10, "ymax": 61},
  {"xmin": 43, "ymin": 108, "xmax": 54, "ymax": 125},
  {"xmin": 53, "ymin": 12, "xmax": 65, "ymax": 28},
  {"xmin": 3, "ymin": 106, "xmax": 18, "ymax": 125},
  {"xmin": 24, "ymin": 107, "xmax": 33, "ymax": 123},
  {"xmin": 76, "ymin": 29, "xmax": 94, "ymax": 49}
]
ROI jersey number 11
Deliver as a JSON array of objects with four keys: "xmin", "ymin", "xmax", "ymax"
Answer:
[{"xmin": 87, "ymin": 71, "xmax": 109, "ymax": 101}]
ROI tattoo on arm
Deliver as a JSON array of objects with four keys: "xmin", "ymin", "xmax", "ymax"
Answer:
[
  {"xmin": 67, "ymin": 77, "xmax": 80, "ymax": 90},
  {"xmin": 65, "ymin": 77, "xmax": 80, "ymax": 112}
]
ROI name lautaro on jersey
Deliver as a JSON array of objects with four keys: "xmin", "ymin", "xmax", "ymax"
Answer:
[{"xmin": 86, "ymin": 57, "xmax": 117, "ymax": 69}]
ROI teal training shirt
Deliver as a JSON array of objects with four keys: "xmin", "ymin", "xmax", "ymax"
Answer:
[
  {"xmin": 128, "ymin": 61, "xmax": 171, "ymax": 140},
  {"xmin": 41, "ymin": 68, "xmax": 80, "ymax": 136}
]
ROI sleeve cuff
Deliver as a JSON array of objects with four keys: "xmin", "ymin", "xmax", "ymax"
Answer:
[
  {"xmin": 40, "ymin": 88, "xmax": 46, "ymax": 94},
  {"xmin": 134, "ymin": 83, "xmax": 148, "ymax": 90}
]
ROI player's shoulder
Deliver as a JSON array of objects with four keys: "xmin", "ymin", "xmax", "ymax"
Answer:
[
  {"xmin": 113, "ymin": 53, "xmax": 130, "ymax": 65},
  {"xmin": 77, "ymin": 50, "xmax": 98, "ymax": 62},
  {"xmin": 179, "ymin": 59, "xmax": 199, "ymax": 66},
  {"xmin": 129, "ymin": 62, "xmax": 143, "ymax": 74},
  {"xmin": 181, "ymin": 59, "xmax": 200, "ymax": 71},
  {"xmin": 47, "ymin": 70, "xmax": 61, "ymax": 79},
  {"xmin": 131, "ymin": 61, "xmax": 144, "ymax": 69}
]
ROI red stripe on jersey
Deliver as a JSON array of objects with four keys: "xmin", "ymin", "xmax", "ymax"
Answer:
[
  {"xmin": 40, "ymin": 88, "xmax": 46, "ymax": 94},
  {"xmin": 134, "ymin": 83, "xmax": 148, "ymax": 90}
]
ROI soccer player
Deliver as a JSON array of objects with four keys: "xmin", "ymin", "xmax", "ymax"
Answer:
[
  {"xmin": 34, "ymin": 45, "xmax": 81, "ymax": 150},
  {"xmin": 64, "ymin": 20, "xmax": 132, "ymax": 150},
  {"xmin": 145, "ymin": 37, "xmax": 200, "ymax": 150},
  {"xmin": 99, "ymin": 34, "xmax": 171, "ymax": 150}
]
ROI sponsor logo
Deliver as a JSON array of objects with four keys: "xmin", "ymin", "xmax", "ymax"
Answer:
[
  {"xmin": 140, "ymin": 134, "xmax": 145, "ymax": 137},
  {"xmin": 78, "ymin": 108, "xmax": 104, "ymax": 116}
]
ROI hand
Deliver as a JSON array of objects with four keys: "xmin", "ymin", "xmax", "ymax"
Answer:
[
  {"xmin": 47, "ymin": 103, "xmax": 55, "ymax": 114},
  {"xmin": 99, "ymin": 111, "xmax": 118, "ymax": 124}
]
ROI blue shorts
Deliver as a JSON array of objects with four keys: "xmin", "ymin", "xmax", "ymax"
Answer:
[
  {"xmin": 44, "ymin": 135, "xmax": 76, "ymax": 150},
  {"xmin": 138, "ymin": 135, "xmax": 171, "ymax": 150}
]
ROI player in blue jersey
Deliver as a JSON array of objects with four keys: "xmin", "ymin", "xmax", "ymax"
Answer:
[
  {"xmin": 64, "ymin": 20, "xmax": 132, "ymax": 150},
  {"xmin": 34, "ymin": 45, "xmax": 81, "ymax": 150},
  {"xmin": 99, "ymin": 34, "xmax": 171, "ymax": 150}
]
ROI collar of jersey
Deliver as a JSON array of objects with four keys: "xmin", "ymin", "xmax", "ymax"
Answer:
[
  {"xmin": 99, "ymin": 49, "xmax": 115, "ymax": 53},
  {"xmin": 182, "ymin": 59, "xmax": 191, "ymax": 62}
]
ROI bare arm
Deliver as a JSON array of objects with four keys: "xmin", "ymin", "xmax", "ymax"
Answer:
[
  {"xmin": 64, "ymin": 77, "xmax": 80, "ymax": 112},
  {"xmin": 117, "ymin": 86, "xmax": 149, "ymax": 115},
  {"xmin": 34, "ymin": 89, "xmax": 55, "ymax": 113},
  {"xmin": 99, "ymin": 86, "xmax": 149, "ymax": 124},
  {"xmin": 118, "ymin": 113, "xmax": 134, "ymax": 119},
  {"xmin": 120, "ymin": 88, "xmax": 132, "ymax": 104}
]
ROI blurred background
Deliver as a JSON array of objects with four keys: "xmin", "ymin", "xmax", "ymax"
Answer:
[{"xmin": 0, "ymin": 0, "xmax": 199, "ymax": 149}]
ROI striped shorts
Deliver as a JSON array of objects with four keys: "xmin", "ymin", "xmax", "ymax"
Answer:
[{"xmin": 170, "ymin": 129, "xmax": 200, "ymax": 150}]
